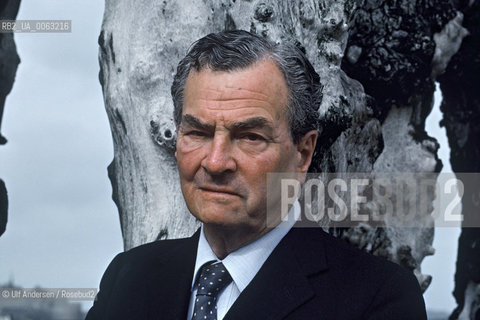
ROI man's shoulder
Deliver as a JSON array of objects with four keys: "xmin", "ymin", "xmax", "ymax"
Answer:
[
  {"xmin": 115, "ymin": 234, "xmax": 197, "ymax": 266},
  {"xmin": 285, "ymin": 227, "xmax": 426, "ymax": 318},
  {"xmin": 319, "ymin": 228, "xmax": 403, "ymax": 273},
  {"xmin": 288, "ymin": 226, "xmax": 419, "ymax": 290},
  {"xmin": 102, "ymin": 233, "xmax": 198, "ymax": 281},
  {"xmin": 92, "ymin": 234, "xmax": 197, "ymax": 295},
  {"xmin": 124, "ymin": 235, "xmax": 193, "ymax": 256},
  {"xmin": 85, "ymin": 233, "xmax": 199, "ymax": 320}
]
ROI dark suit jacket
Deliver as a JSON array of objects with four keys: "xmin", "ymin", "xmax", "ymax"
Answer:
[{"xmin": 85, "ymin": 226, "xmax": 427, "ymax": 320}]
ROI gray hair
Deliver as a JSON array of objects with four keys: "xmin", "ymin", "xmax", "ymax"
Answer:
[{"xmin": 171, "ymin": 30, "xmax": 322, "ymax": 144}]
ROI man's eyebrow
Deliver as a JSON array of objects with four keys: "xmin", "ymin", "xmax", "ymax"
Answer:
[
  {"xmin": 231, "ymin": 117, "xmax": 272, "ymax": 131},
  {"xmin": 180, "ymin": 114, "xmax": 215, "ymax": 131},
  {"xmin": 180, "ymin": 114, "xmax": 273, "ymax": 133}
]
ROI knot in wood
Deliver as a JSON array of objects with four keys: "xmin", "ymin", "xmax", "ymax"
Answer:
[
  {"xmin": 150, "ymin": 119, "xmax": 176, "ymax": 152},
  {"xmin": 254, "ymin": 3, "xmax": 274, "ymax": 22}
]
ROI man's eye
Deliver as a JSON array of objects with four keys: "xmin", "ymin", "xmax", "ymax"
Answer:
[
  {"xmin": 187, "ymin": 131, "xmax": 207, "ymax": 137},
  {"xmin": 240, "ymin": 134, "xmax": 264, "ymax": 142}
]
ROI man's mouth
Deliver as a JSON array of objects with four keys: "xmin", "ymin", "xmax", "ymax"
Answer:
[{"xmin": 199, "ymin": 186, "xmax": 240, "ymax": 197}]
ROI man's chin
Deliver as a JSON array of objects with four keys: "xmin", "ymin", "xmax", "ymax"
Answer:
[
  {"xmin": 193, "ymin": 210, "xmax": 248, "ymax": 228},
  {"xmin": 191, "ymin": 199, "xmax": 243, "ymax": 219},
  {"xmin": 197, "ymin": 214, "xmax": 242, "ymax": 228}
]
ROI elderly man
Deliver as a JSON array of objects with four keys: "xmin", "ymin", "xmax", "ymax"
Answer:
[{"xmin": 86, "ymin": 30, "xmax": 426, "ymax": 320}]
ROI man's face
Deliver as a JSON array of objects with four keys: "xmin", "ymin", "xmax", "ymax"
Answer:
[{"xmin": 175, "ymin": 60, "xmax": 312, "ymax": 235}]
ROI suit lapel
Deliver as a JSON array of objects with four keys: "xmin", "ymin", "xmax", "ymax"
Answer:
[
  {"xmin": 224, "ymin": 226, "xmax": 328, "ymax": 320},
  {"xmin": 145, "ymin": 229, "xmax": 200, "ymax": 320}
]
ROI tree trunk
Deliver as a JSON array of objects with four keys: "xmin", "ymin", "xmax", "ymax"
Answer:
[
  {"xmin": 0, "ymin": 0, "xmax": 21, "ymax": 237},
  {"xmin": 99, "ymin": 0, "xmax": 469, "ymax": 304},
  {"xmin": 436, "ymin": 1, "xmax": 480, "ymax": 319},
  {"xmin": 99, "ymin": 0, "xmax": 364, "ymax": 250},
  {"xmin": 337, "ymin": 0, "xmax": 465, "ymax": 293}
]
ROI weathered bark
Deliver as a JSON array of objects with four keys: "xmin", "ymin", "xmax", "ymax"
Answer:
[
  {"xmin": 0, "ymin": 0, "xmax": 21, "ymax": 238},
  {"xmin": 99, "ymin": 0, "xmax": 364, "ymax": 250},
  {"xmin": 99, "ymin": 0, "xmax": 468, "ymax": 300},
  {"xmin": 98, "ymin": 1, "xmax": 211, "ymax": 249},
  {"xmin": 342, "ymin": 0, "xmax": 456, "ymax": 120},
  {"xmin": 436, "ymin": 1, "xmax": 480, "ymax": 319},
  {"xmin": 327, "ymin": 0, "xmax": 468, "ymax": 292}
]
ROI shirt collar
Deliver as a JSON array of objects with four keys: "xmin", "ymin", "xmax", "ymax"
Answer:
[{"xmin": 191, "ymin": 200, "xmax": 300, "ymax": 293}]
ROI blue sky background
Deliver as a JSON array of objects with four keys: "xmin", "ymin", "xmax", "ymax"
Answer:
[{"xmin": 0, "ymin": 0, "xmax": 460, "ymax": 314}]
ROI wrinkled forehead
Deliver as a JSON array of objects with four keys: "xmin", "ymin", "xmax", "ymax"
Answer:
[{"xmin": 183, "ymin": 60, "xmax": 289, "ymax": 119}]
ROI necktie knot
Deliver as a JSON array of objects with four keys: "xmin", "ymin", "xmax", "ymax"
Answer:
[
  {"xmin": 192, "ymin": 262, "xmax": 232, "ymax": 320},
  {"xmin": 196, "ymin": 262, "xmax": 232, "ymax": 296}
]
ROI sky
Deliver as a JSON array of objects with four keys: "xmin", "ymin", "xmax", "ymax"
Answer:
[
  {"xmin": 0, "ymin": 0, "xmax": 123, "ymax": 311},
  {"xmin": 0, "ymin": 0, "xmax": 461, "ymax": 315}
]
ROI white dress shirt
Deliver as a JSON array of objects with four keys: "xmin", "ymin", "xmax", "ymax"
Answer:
[{"xmin": 187, "ymin": 201, "xmax": 300, "ymax": 320}]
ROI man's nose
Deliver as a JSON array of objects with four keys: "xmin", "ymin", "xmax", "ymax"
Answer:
[{"xmin": 201, "ymin": 134, "xmax": 237, "ymax": 174}]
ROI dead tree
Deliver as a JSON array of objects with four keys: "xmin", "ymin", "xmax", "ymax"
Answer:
[
  {"xmin": 437, "ymin": 1, "xmax": 480, "ymax": 319},
  {"xmin": 0, "ymin": 0, "xmax": 21, "ymax": 237},
  {"xmin": 99, "ymin": 1, "xmax": 473, "ymax": 313}
]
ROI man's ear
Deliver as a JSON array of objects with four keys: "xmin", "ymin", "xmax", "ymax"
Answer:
[{"xmin": 296, "ymin": 129, "xmax": 318, "ymax": 173}]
